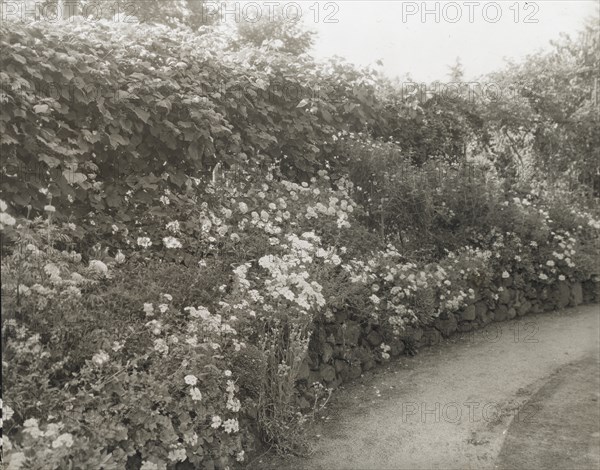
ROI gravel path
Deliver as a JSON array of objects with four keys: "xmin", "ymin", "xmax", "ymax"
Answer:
[{"xmin": 259, "ymin": 305, "xmax": 600, "ymax": 470}]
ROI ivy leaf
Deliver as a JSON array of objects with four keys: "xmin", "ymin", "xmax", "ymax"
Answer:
[
  {"xmin": 296, "ymin": 98, "xmax": 309, "ymax": 108},
  {"xmin": 132, "ymin": 107, "xmax": 150, "ymax": 124},
  {"xmin": 39, "ymin": 154, "xmax": 61, "ymax": 168},
  {"xmin": 34, "ymin": 104, "xmax": 50, "ymax": 114}
]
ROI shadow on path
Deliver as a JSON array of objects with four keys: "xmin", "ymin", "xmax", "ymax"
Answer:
[
  {"xmin": 496, "ymin": 354, "xmax": 600, "ymax": 470},
  {"xmin": 257, "ymin": 305, "xmax": 600, "ymax": 470}
]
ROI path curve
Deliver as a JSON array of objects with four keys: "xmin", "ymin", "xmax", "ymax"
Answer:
[{"xmin": 260, "ymin": 305, "xmax": 600, "ymax": 470}]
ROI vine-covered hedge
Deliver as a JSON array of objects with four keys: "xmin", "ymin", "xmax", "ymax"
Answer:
[
  {"xmin": 1, "ymin": 15, "xmax": 600, "ymax": 470},
  {"xmin": 0, "ymin": 18, "xmax": 383, "ymax": 229},
  {"xmin": 3, "ymin": 156, "xmax": 599, "ymax": 469}
]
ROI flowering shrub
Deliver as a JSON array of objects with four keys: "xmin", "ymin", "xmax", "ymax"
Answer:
[
  {"xmin": 1, "ymin": 11, "xmax": 599, "ymax": 469},
  {"xmin": 2, "ymin": 145, "xmax": 599, "ymax": 468}
]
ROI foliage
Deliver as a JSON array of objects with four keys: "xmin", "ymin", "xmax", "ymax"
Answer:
[
  {"xmin": 0, "ymin": 17, "xmax": 383, "ymax": 235},
  {"xmin": 1, "ymin": 10, "xmax": 600, "ymax": 470},
  {"xmin": 480, "ymin": 9, "xmax": 600, "ymax": 190}
]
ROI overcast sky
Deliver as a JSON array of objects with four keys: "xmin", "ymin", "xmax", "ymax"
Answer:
[{"xmin": 299, "ymin": 0, "xmax": 597, "ymax": 81}]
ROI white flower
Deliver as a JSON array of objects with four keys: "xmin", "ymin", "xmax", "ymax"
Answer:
[
  {"xmin": 143, "ymin": 303, "xmax": 154, "ymax": 316},
  {"xmin": 0, "ymin": 212, "xmax": 16, "ymax": 227},
  {"xmin": 44, "ymin": 263, "xmax": 60, "ymax": 277},
  {"xmin": 502, "ymin": 271, "xmax": 510, "ymax": 279},
  {"xmin": 546, "ymin": 260, "xmax": 555, "ymax": 267},
  {"xmin": 158, "ymin": 303, "xmax": 168, "ymax": 313},
  {"xmin": 92, "ymin": 350, "xmax": 109, "ymax": 366},
  {"xmin": 558, "ymin": 274, "xmax": 566, "ymax": 281},
  {"xmin": 163, "ymin": 293, "xmax": 173, "ymax": 301},
  {"xmin": 190, "ymin": 387, "xmax": 202, "ymax": 401},
  {"xmin": 3, "ymin": 404, "xmax": 14, "ymax": 421},
  {"xmin": 167, "ymin": 447, "xmax": 187, "ymax": 462},
  {"xmin": 184, "ymin": 375, "xmax": 198, "ymax": 386},
  {"xmin": 6, "ymin": 451, "xmax": 26, "ymax": 469},
  {"xmin": 137, "ymin": 237, "xmax": 152, "ymax": 248},
  {"xmin": 163, "ymin": 236, "xmax": 182, "ymax": 249},
  {"xmin": 222, "ymin": 418, "xmax": 239, "ymax": 434},
  {"xmin": 115, "ymin": 250, "xmax": 126, "ymax": 264},
  {"xmin": 23, "ymin": 418, "xmax": 39, "ymax": 430},
  {"xmin": 211, "ymin": 415, "xmax": 222, "ymax": 429},
  {"xmin": 44, "ymin": 205, "xmax": 56, "ymax": 213},
  {"xmin": 186, "ymin": 306, "xmax": 210, "ymax": 319},
  {"xmin": 17, "ymin": 284, "xmax": 31, "ymax": 297},
  {"xmin": 0, "ymin": 199, "xmax": 6, "ymax": 211},
  {"xmin": 227, "ymin": 397, "xmax": 241, "ymax": 412},
  {"xmin": 140, "ymin": 462, "xmax": 159, "ymax": 470},
  {"xmin": 238, "ymin": 202, "xmax": 248, "ymax": 213},
  {"xmin": 166, "ymin": 221, "xmax": 180, "ymax": 233},
  {"xmin": 51, "ymin": 433, "xmax": 74, "ymax": 449},
  {"xmin": 236, "ymin": 450, "xmax": 245, "ymax": 462},
  {"xmin": 146, "ymin": 320, "xmax": 162, "ymax": 335},
  {"xmin": 184, "ymin": 431, "xmax": 198, "ymax": 446},
  {"xmin": 224, "ymin": 369, "xmax": 232, "ymax": 377},
  {"xmin": 153, "ymin": 339, "xmax": 169, "ymax": 355},
  {"xmin": 159, "ymin": 195, "xmax": 170, "ymax": 205}
]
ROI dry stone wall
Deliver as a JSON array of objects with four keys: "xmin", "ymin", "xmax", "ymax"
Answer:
[{"xmin": 295, "ymin": 279, "xmax": 599, "ymax": 406}]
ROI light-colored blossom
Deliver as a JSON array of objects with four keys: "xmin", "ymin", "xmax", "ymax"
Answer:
[
  {"xmin": 211, "ymin": 415, "xmax": 222, "ymax": 429},
  {"xmin": 92, "ymin": 350, "xmax": 109, "ymax": 366},
  {"xmin": 137, "ymin": 237, "xmax": 152, "ymax": 248},
  {"xmin": 184, "ymin": 375, "xmax": 198, "ymax": 386},
  {"xmin": 222, "ymin": 418, "xmax": 239, "ymax": 434},
  {"xmin": 163, "ymin": 236, "xmax": 182, "ymax": 249},
  {"xmin": 51, "ymin": 433, "xmax": 74, "ymax": 449},
  {"xmin": 190, "ymin": 387, "xmax": 202, "ymax": 401}
]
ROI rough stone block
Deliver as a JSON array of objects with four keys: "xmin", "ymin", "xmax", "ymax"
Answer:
[
  {"xmin": 494, "ymin": 304, "xmax": 509, "ymax": 322},
  {"xmin": 297, "ymin": 358, "xmax": 310, "ymax": 381},
  {"xmin": 556, "ymin": 281, "xmax": 571, "ymax": 309},
  {"xmin": 517, "ymin": 300, "xmax": 531, "ymax": 317},
  {"xmin": 458, "ymin": 304, "xmax": 477, "ymax": 322},
  {"xmin": 344, "ymin": 321, "xmax": 361, "ymax": 346},
  {"xmin": 389, "ymin": 338, "xmax": 405, "ymax": 357},
  {"xmin": 420, "ymin": 328, "xmax": 441, "ymax": 347},
  {"xmin": 333, "ymin": 345, "xmax": 346, "ymax": 360},
  {"xmin": 475, "ymin": 301, "xmax": 491, "ymax": 324},
  {"xmin": 319, "ymin": 364, "xmax": 336, "ymax": 382},
  {"xmin": 434, "ymin": 313, "xmax": 458, "ymax": 337},
  {"xmin": 321, "ymin": 343, "xmax": 333, "ymax": 364},
  {"xmin": 308, "ymin": 349, "xmax": 320, "ymax": 370},
  {"xmin": 570, "ymin": 282, "xmax": 583, "ymax": 306},
  {"xmin": 334, "ymin": 309, "xmax": 348, "ymax": 322},
  {"xmin": 366, "ymin": 330, "xmax": 383, "ymax": 347},
  {"xmin": 498, "ymin": 288, "xmax": 511, "ymax": 305},
  {"xmin": 334, "ymin": 359, "xmax": 348, "ymax": 374},
  {"xmin": 403, "ymin": 326, "xmax": 423, "ymax": 343},
  {"xmin": 348, "ymin": 362, "xmax": 362, "ymax": 380},
  {"xmin": 457, "ymin": 321, "xmax": 474, "ymax": 332}
]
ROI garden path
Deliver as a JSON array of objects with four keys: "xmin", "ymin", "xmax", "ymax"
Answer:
[{"xmin": 259, "ymin": 304, "xmax": 600, "ymax": 470}]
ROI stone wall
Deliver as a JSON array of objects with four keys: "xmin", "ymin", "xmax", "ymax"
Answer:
[{"xmin": 295, "ymin": 279, "xmax": 599, "ymax": 405}]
